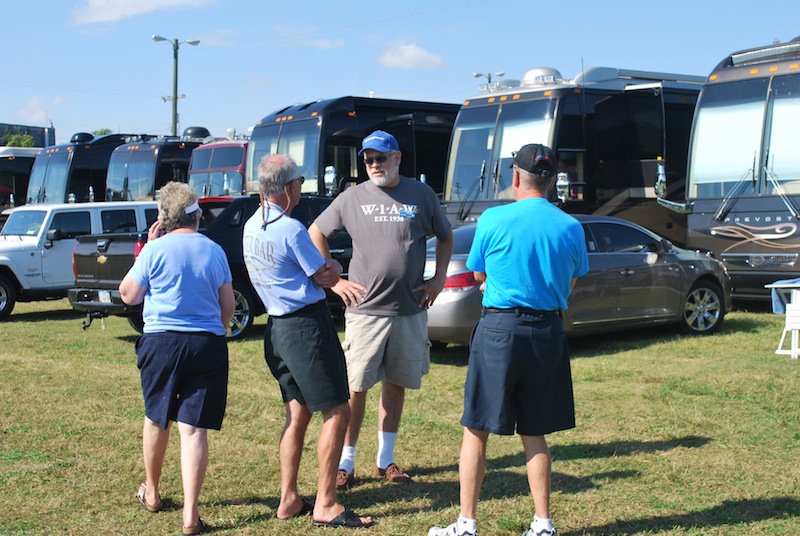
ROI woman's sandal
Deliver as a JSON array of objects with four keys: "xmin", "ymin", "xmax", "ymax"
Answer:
[
  {"xmin": 136, "ymin": 483, "xmax": 163, "ymax": 513},
  {"xmin": 182, "ymin": 518, "xmax": 208, "ymax": 535}
]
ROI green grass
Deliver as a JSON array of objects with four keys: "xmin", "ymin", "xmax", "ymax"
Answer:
[{"xmin": 1, "ymin": 299, "xmax": 800, "ymax": 535}]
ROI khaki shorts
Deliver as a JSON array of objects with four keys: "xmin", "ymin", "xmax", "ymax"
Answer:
[{"xmin": 342, "ymin": 310, "xmax": 430, "ymax": 392}]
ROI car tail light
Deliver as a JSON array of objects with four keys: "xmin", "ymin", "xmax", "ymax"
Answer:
[
  {"xmin": 443, "ymin": 271, "xmax": 479, "ymax": 290},
  {"xmin": 133, "ymin": 239, "xmax": 145, "ymax": 259},
  {"xmin": 72, "ymin": 243, "xmax": 78, "ymax": 280}
]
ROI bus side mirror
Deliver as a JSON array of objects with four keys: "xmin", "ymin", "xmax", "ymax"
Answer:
[
  {"xmin": 654, "ymin": 160, "xmax": 667, "ymax": 198},
  {"xmin": 556, "ymin": 173, "xmax": 570, "ymax": 203}
]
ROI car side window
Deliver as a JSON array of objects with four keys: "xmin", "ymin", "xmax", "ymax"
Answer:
[
  {"xmin": 101, "ymin": 209, "xmax": 137, "ymax": 233},
  {"xmin": 588, "ymin": 222, "xmax": 657, "ymax": 253},
  {"xmin": 145, "ymin": 208, "xmax": 159, "ymax": 228},
  {"xmin": 50, "ymin": 211, "xmax": 91, "ymax": 239},
  {"xmin": 582, "ymin": 224, "xmax": 599, "ymax": 253}
]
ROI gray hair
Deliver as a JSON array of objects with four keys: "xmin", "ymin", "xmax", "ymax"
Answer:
[
  {"xmin": 516, "ymin": 165, "xmax": 552, "ymax": 193},
  {"xmin": 157, "ymin": 181, "xmax": 200, "ymax": 232},
  {"xmin": 258, "ymin": 154, "xmax": 300, "ymax": 197}
]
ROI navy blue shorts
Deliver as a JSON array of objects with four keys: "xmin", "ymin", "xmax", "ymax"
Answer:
[
  {"xmin": 461, "ymin": 309, "xmax": 575, "ymax": 436},
  {"xmin": 265, "ymin": 300, "xmax": 350, "ymax": 413},
  {"xmin": 136, "ymin": 331, "xmax": 229, "ymax": 430}
]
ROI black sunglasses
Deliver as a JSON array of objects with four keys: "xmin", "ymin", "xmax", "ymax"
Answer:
[{"xmin": 363, "ymin": 154, "xmax": 391, "ymax": 165}]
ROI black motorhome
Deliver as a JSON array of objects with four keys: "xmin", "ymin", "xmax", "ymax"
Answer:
[
  {"xmin": 26, "ymin": 133, "xmax": 135, "ymax": 204},
  {"xmin": 0, "ymin": 146, "xmax": 40, "ymax": 214},
  {"xmin": 248, "ymin": 96, "xmax": 459, "ymax": 197},
  {"xmin": 443, "ymin": 67, "xmax": 703, "ymax": 246},
  {"xmin": 105, "ymin": 127, "xmax": 211, "ymax": 201}
]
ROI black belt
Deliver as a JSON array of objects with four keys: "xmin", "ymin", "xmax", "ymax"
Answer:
[
  {"xmin": 271, "ymin": 299, "xmax": 327, "ymax": 319},
  {"xmin": 482, "ymin": 307, "xmax": 559, "ymax": 316}
]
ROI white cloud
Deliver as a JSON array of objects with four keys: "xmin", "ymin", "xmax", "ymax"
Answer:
[
  {"xmin": 379, "ymin": 42, "xmax": 445, "ymax": 70},
  {"xmin": 16, "ymin": 96, "xmax": 62, "ymax": 124},
  {"xmin": 71, "ymin": 0, "xmax": 216, "ymax": 26}
]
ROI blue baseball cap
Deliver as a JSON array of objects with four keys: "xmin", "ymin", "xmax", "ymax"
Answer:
[{"xmin": 358, "ymin": 130, "xmax": 399, "ymax": 155}]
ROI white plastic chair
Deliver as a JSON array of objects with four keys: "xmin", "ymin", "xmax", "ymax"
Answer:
[{"xmin": 776, "ymin": 303, "xmax": 800, "ymax": 359}]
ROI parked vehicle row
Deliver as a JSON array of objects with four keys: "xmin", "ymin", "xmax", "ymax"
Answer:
[{"xmin": 68, "ymin": 194, "xmax": 350, "ymax": 339}]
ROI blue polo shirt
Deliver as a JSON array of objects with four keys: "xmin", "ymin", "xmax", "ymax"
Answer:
[{"xmin": 466, "ymin": 197, "xmax": 588, "ymax": 311}]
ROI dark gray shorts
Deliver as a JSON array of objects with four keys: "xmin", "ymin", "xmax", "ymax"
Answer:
[
  {"xmin": 265, "ymin": 300, "xmax": 349, "ymax": 413},
  {"xmin": 461, "ymin": 309, "xmax": 575, "ymax": 436},
  {"xmin": 137, "ymin": 331, "xmax": 229, "ymax": 430}
]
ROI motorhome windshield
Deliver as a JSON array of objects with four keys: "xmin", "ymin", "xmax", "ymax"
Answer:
[
  {"xmin": 106, "ymin": 150, "xmax": 159, "ymax": 201},
  {"xmin": 445, "ymin": 100, "xmax": 554, "ymax": 201},
  {"xmin": 687, "ymin": 79, "xmax": 767, "ymax": 199},
  {"xmin": 247, "ymin": 119, "xmax": 321, "ymax": 195},
  {"xmin": 688, "ymin": 73, "xmax": 800, "ymax": 199},
  {"xmin": 27, "ymin": 151, "xmax": 70, "ymax": 204},
  {"xmin": 189, "ymin": 144, "xmax": 246, "ymax": 197}
]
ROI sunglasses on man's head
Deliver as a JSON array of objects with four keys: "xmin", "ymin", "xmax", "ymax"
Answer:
[{"xmin": 363, "ymin": 154, "xmax": 391, "ymax": 165}]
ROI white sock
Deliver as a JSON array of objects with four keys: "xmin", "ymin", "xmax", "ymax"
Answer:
[
  {"xmin": 457, "ymin": 516, "xmax": 476, "ymax": 534},
  {"xmin": 338, "ymin": 445, "xmax": 356, "ymax": 473},
  {"xmin": 376, "ymin": 431, "xmax": 397, "ymax": 469},
  {"xmin": 532, "ymin": 516, "xmax": 554, "ymax": 532}
]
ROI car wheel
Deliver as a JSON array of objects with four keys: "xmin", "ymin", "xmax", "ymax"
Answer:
[
  {"xmin": 128, "ymin": 313, "xmax": 145, "ymax": 333},
  {"xmin": 681, "ymin": 280, "xmax": 724, "ymax": 335},
  {"xmin": 229, "ymin": 282, "xmax": 255, "ymax": 340},
  {"xmin": 0, "ymin": 274, "xmax": 16, "ymax": 320}
]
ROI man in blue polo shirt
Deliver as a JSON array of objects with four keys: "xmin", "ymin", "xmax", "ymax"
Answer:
[{"xmin": 429, "ymin": 144, "xmax": 589, "ymax": 536}]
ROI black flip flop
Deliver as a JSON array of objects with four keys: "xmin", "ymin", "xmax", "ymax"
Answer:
[
  {"xmin": 313, "ymin": 508, "xmax": 374, "ymax": 528},
  {"xmin": 286, "ymin": 499, "xmax": 314, "ymax": 519}
]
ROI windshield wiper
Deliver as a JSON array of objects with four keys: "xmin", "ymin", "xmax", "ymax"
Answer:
[
  {"xmin": 456, "ymin": 160, "xmax": 487, "ymax": 222},
  {"xmin": 492, "ymin": 159, "xmax": 506, "ymax": 197},
  {"xmin": 764, "ymin": 167, "xmax": 800, "ymax": 219},
  {"xmin": 713, "ymin": 153, "xmax": 756, "ymax": 222}
]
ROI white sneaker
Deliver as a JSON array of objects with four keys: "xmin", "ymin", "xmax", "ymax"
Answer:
[
  {"xmin": 522, "ymin": 528, "xmax": 559, "ymax": 536},
  {"xmin": 428, "ymin": 522, "xmax": 477, "ymax": 536}
]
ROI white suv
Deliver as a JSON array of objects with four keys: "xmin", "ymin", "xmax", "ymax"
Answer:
[{"xmin": 0, "ymin": 201, "xmax": 157, "ymax": 319}]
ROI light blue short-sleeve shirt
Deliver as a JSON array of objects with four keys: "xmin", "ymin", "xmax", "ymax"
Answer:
[
  {"xmin": 243, "ymin": 202, "xmax": 326, "ymax": 316},
  {"xmin": 128, "ymin": 232, "xmax": 233, "ymax": 335}
]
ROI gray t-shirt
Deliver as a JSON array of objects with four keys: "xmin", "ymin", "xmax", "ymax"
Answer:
[{"xmin": 314, "ymin": 177, "xmax": 452, "ymax": 316}]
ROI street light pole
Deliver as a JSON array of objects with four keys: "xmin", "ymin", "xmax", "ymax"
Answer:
[{"xmin": 152, "ymin": 34, "xmax": 200, "ymax": 136}]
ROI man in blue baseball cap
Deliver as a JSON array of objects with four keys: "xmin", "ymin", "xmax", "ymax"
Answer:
[{"xmin": 310, "ymin": 130, "xmax": 454, "ymax": 491}]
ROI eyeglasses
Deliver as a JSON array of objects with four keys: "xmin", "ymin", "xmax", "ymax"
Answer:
[
  {"xmin": 293, "ymin": 176, "xmax": 305, "ymax": 185},
  {"xmin": 363, "ymin": 154, "xmax": 391, "ymax": 166}
]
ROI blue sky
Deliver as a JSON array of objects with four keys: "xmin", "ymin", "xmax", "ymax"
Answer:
[{"xmin": 4, "ymin": 0, "xmax": 798, "ymax": 144}]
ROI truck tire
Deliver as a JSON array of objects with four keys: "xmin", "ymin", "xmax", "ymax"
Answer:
[
  {"xmin": 128, "ymin": 312, "xmax": 145, "ymax": 334},
  {"xmin": 229, "ymin": 281, "xmax": 255, "ymax": 340},
  {"xmin": 0, "ymin": 274, "xmax": 16, "ymax": 320}
]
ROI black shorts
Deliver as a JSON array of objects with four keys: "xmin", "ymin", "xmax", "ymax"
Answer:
[
  {"xmin": 137, "ymin": 331, "xmax": 229, "ymax": 430},
  {"xmin": 265, "ymin": 300, "xmax": 350, "ymax": 413},
  {"xmin": 461, "ymin": 309, "xmax": 575, "ymax": 436}
]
